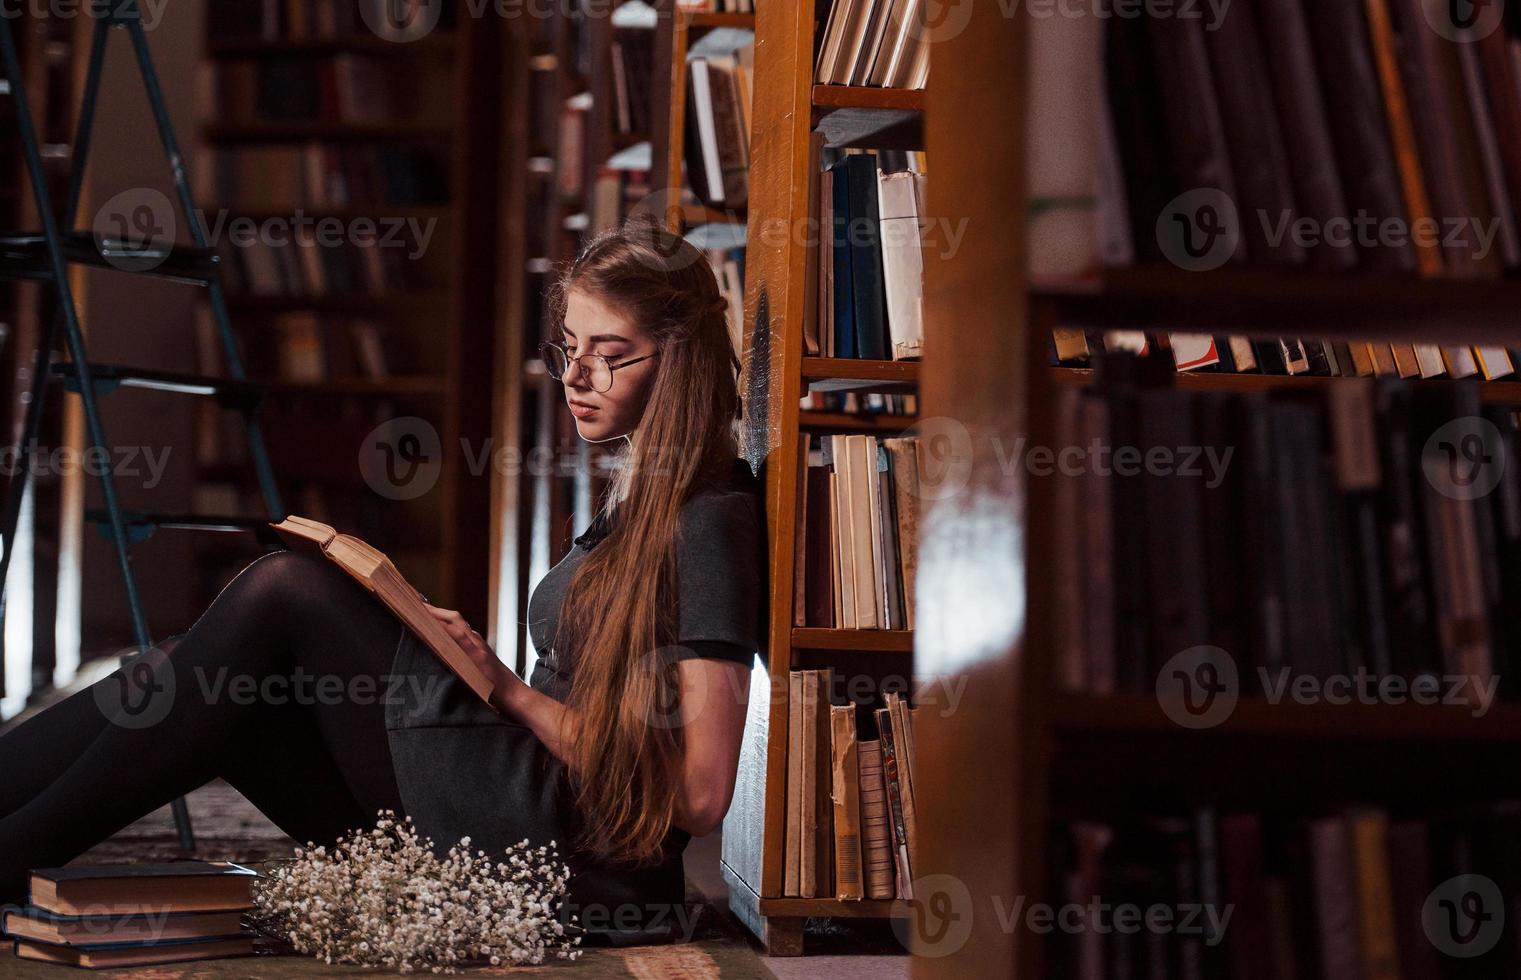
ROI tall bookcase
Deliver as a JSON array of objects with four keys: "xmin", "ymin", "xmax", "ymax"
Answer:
[
  {"xmin": 721, "ymin": 0, "xmax": 921, "ymax": 956},
  {"xmin": 497, "ymin": 1, "xmax": 654, "ymax": 676},
  {"xmin": 650, "ymin": 2, "xmax": 754, "ymax": 233},
  {"xmin": 909, "ymin": 4, "xmax": 1521, "ymax": 979},
  {"xmin": 194, "ymin": 1, "xmax": 511, "ymax": 628}
]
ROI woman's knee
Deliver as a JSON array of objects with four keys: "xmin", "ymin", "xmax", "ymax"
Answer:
[{"xmin": 215, "ymin": 549, "xmax": 345, "ymax": 624}]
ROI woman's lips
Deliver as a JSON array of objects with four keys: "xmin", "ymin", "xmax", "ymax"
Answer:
[{"xmin": 569, "ymin": 402, "xmax": 598, "ymax": 419}]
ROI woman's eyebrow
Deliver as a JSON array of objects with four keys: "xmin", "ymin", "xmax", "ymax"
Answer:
[{"xmin": 561, "ymin": 329, "xmax": 629, "ymax": 343}]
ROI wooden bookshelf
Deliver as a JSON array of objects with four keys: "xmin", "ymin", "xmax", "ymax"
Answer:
[
  {"xmin": 720, "ymin": 0, "xmax": 925, "ymax": 956},
  {"xmin": 916, "ymin": 5, "xmax": 1521, "ymax": 980},
  {"xmin": 651, "ymin": 1, "xmax": 755, "ymax": 233},
  {"xmin": 493, "ymin": 3, "xmax": 648, "ymax": 674},
  {"xmin": 196, "ymin": 2, "xmax": 513, "ymax": 627}
]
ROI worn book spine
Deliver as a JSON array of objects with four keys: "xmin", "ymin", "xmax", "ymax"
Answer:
[
  {"xmin": 875, "ymin": 707, "xmax": 912, "ymax": 899},
  {"xmin": 1348, "ymin": 810, "xmax": 1400, "ymax": 980},
  {"xmin": 856, "ymin": 739, "xmax": 895, "ymax": 899},
  {"xmin": 829, "ymin": 704, "xmax": 863, "ymax": 899},
  {"xmin": 785, "ymin": 670, "xmax": 803, "ymax": 896},
  {"xmin": 800, "ymin": 670, "xmax": 819, "ymax": 898}
]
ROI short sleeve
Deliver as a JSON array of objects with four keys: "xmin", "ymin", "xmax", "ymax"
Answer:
[{"xmin": 671, "ymin": 489, "xmax": 763, "ymax": 664}]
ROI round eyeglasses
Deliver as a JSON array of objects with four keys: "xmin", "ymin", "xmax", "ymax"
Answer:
[{"xmin": 539, "ymin": 340, "xmax": 660, "ymax": 394}]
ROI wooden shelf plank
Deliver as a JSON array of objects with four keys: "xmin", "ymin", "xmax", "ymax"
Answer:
[
  {"xmin": 798, "ymin": 410, "xmax": 918, "ymax": 432},
  {"xmin": 812, "ymin": 85, "xmax": 927, "ymax": 111},
  {"xmin": 1048, "ymin": 691, "xmax": 1521, "ymax": 741},
  {"xmin": 792, "ymin": 627, "xmax": 914, "ymax": 652},
  {"xmin": 802, "ymin": 356, "xmax": 920, "ymax": 391},
  {"xmin": 686, "ymin": 11, "xmax": 757, "ymax": 28},
  {"xmin": 682, "ymin": 203, "xmax": 746, "ymax": 224},
  {"xmin": 1033, "ymin": 265, "xmax": 1521, "ymax": 346},
  {"xmin": 1051, "ymin": 366, "xmax": 1521, "ymax": 401},
  {"xmin": 758, "ymin": 897, "xmax": 909, "ymax": 918}
]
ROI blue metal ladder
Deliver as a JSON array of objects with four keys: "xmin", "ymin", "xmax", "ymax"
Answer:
[{"xmin": 0, "ymin": 1, "xmax": 288, "ymax": 848}]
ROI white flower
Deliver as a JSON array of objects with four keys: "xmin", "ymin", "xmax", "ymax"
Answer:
[{"xmin": 250, "ymin": 809, "xmax": 582, "ymax": 973}]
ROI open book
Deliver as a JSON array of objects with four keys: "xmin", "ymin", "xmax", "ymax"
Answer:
[{"xmin": 269, "ymin": 516, "xmax": 497, "ymax": 709}]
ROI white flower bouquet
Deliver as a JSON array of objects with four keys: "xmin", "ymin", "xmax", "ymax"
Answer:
[{"xmin": 250, "ymin": 810, "xmax": 583, "ymax": 974}]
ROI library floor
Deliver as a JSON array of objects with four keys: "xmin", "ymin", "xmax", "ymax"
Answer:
[{"xmin": 1, "ymin": 698, "xmax": 907, "ymax": 977}]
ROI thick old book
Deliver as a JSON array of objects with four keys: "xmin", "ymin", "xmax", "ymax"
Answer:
[
  {"xmin": 1202, "ymin": 0, "xmax": 1303, "ymax": 265},
  {"xmin": 829, "ymin": 704, "xmax": 864, "ymax": 899},
  {"xmin": 1347, "ymin": 809, "xmax": 1401, "ymax": 980},
  {"xmin": 269, "ymin": 516, "xmax": 497, "ymax": 708},
  {"xmin": 876, "ymin": 169, "xmax": 926, "ymax": 361},
  {"xmin": 1255, "ymin": 0, "xmax": 1356, "ymax": 270},
  {"xmin": 14, "ymin": 936, "xmax": 255, "ymax": 969},
  {"xmin": 1303, "ymin": 0, "xmax": 1416, "ymax": 272},
  {"xmin": 856, "ymin": 739, "xmax": 895, "ymax": 899},
  {"xmin": 885, "ymin": 692, "xmax": 918, "ymax": 878},
  {"xmin": 812, "ymin": 669, "xmax": 836, "ymax": 898},
  {"xmin": 785, "ymin": 670, "xmax": 804, "ymax": 896},
  {"xmin": 875, "ymin": 707, "xmax": 913, "ymax": 899},
  {"xmin": 1, "ymin": 905, "xmax": 245, "ymax": 946},
  {"xmin": 27, "ymin": 864, "xmax": 256, "ymax": 917},
  {"xmin": 881, "ymin": 437, "xmax": 919, "ymax": 631},
  {"xmin": 1307, "ymin": 818, "xmax": 1362, "ymax": 980}
]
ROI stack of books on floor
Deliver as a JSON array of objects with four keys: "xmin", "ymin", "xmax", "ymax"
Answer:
[
  {"xmin": 797, "ymin": 433, "xmax": 920, "ymax": 631},
  {"xmin": 2, "ymin": 862, "xmax": 258, "ymax": 969},
  {"xmin": 807, "ymin": 145, "xmax": 927, "ymax": 362},
  {"xmin": 785, "ymin": 678, "xmax": 919, "ymax": 901}
]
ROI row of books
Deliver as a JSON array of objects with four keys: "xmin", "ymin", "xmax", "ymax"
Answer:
[
  {"xmin": 610, "ymin": 12, "xmax": 655, "ymax": 137},
  {"xmin": 684, "ymin": 222, "xmax": 749, "ymax": 368},
  {"xmin": 194, "ymin": 145, "xmax": 450, "ymax": 211},
  {"xmin": 2, "ymin": 862, "xmax": 255, "ymax": 969},
  {"xmin": 204, "ymin": 55, "xmax": 448, "ymax": 126},
  {"xmin": 799, "ymin": 389, "xmax": 918, "ymax": 417},
  {"xmin": 677, "ymin": 0, "xmax": 755, "ymax": 11},
  {"xmin": 797, "ymin": 433, "xmax": 920, "ymax": 631},
  {"xmin": 1033, "ymin": 0, "xmax": 1521, "ymax": 279},
  {"xmin": 214, "ymin": 235, "xmax": 433, "ymax": 300},
  {"xmin": 806, "ymin": 146, "xmax": 926, "ymax": 362},
  {"xmin": 684, "ymin": 28, "xmax": 755, "ymax": 209},
  {"xmin": 785, "ymin": 675, "xmax": 918, "ymax": 900},
  {"xmin": 1049, "ymin": 805, "xmax": 1521, "ymax": 979},
  {"xmin": 207, "ymin": 0, "xmax": 456, "ymax": 42},
  {"xmin": 201, "ymin": 311, "xmax": 396, "ymax": 385},
  {"xmin": 814, "ymin": 0, "xmax": 929, "ymax": 90},
  {"xmin": 1054, "ymin": 330, "xmax": 1521, "ymax": 382},
  {"xmin": 587, "ymin": 143, "xmax": 654, "ymax": 237},
  {"xmin": 1057, "ymin": 354, "xmax": 1521, "ymax": 700}
]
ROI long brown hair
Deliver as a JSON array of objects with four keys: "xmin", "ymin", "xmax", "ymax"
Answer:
[{"xmin": 546, "ymin": 218, "xmax": 743, "ymax": 865}]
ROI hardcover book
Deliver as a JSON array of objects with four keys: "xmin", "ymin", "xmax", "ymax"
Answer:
[{"xmin": 269, "ymin": 516, "xmax": 497, "ymax": 708}]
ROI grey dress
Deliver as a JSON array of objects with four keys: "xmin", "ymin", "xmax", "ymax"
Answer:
[{"xmin": 382, "ymin": 458, "xmax": 764, "ymax": 945}]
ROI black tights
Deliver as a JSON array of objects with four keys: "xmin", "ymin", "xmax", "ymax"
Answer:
[{"xmin": 0, "ymin": 549, "xmax": 408, "ymax": 903}]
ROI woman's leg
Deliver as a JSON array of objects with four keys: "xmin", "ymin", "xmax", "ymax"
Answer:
[{"xmin": 0, "ymin": 549, "xmax": 412, "ymax": 901}]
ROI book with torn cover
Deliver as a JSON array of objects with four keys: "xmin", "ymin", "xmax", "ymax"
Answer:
[{"xmin": 269, "ymin": 515, "xmax": 498, "ymax": 709}]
